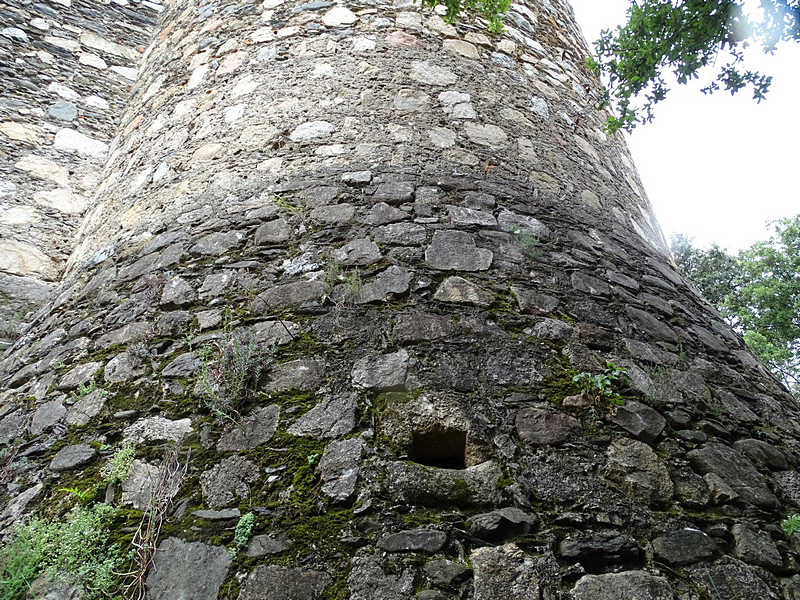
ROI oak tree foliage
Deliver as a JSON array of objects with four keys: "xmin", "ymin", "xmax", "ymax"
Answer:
[
  {"xmin": 671, "ymin": 215, "xmax": 800, "ymax": 397},
  {"xmin": 588, "ymin": 0, "xmax": 800, "ymax": 132}
]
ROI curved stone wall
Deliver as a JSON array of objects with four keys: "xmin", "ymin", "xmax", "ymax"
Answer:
[
  {"xmin": 1, "ymin": 0, "xmax": 799, "ymax": 598},
  {"xmin": 0, "ymin": 0, "xmax": 160, "ymax": 348}
]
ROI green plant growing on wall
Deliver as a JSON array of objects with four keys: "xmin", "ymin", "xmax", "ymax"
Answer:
[
  {"xmin": 0, "ymin": 504, "xmax": 127, "ymax": 600},
  {"xmin": 323, "ymin": 260, "xmax": 341, "ymax": 296},
  {"xmin": 101, "ymin": 442, "xmax": 136, "ymax": 485},
  {"xmin": 344, "ymin": 268, "xmax": 364, "ymax": 303},
  {"xmin": 782, "ymin": 514, "xmax": 800, "ymax": 537},
  {"xmin": 572, "ymin": 362, "xmax": 627, "ymax": 406},
  {"xmin": 58, "ymin": 486, "xmax": 96, "ymax": 506},
  {"xmin": 509, "ymin": 226, "xmax": 543, "ymax": 260},
  {"xmin": 198, "ymin": 310, "xmax": 273, "ymax": 423},
  {"xmin": 70, "ymin": 379, "xmax": 97, "ymax": 401},
  {"xmin": 273, "ymin": 193, "xmax": 305, "ymax": 218},
  {"xmin": 232, "ymin": 512, "xmax": 255, "ymax": 558},
  {"xmin": 417, "ymin": 0, "xmax": 509, "ymax": 33}
]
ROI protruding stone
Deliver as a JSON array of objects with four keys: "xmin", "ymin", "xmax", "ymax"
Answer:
[
  {"xmin": 200, "ymin": 456, "xmax": 260, "ymax": 507},
  {"xmin": 322, "ymin": 5, "xmax": 357, "ymax": 26},
  {"xmin": 290, "ymin": 121, "xmax": 334, "ymax": 142},
  {"xmin": 443, "ymin": 39, "xmax": 479, "ymax": 59},
  {"xmin": 688, "ymin": 443, "xmax": 778, "ymax": 508},
  {"xmin": 410, "ymin": 61, "xmax": 457, "ymax": 86},
  {"xmin": 464, "ymin": 122, "xmax": 508, "ymax": 149},
  {"xmin": 732, "ymin": 523, "xmax": 782, "ymax": 569},
  {"xmin": 425, "ymin": 230, "xmax": 492, "ymax": 271},
  {"xmin": 216, "ymin": 405, "xmax": 280, "ymax": 451},
  {"xmin": 332, "ymin": 239, "xmax": 382, "ymax": 265},
  {"xmin": 53, "ymin": 129, "xmax": 108, "ymax": 157},
  {"xmin": 378, "ymin": 529, "xmax": 447, "ymax": 553},
  {"xmin": 352, "ymin": 349, "xmax": 409, "ymax": 391},
  {"xmin": 288, "ymin": 393, "xmax": 357, "ymax": 438},
  {"xmin": 319, "ymin": 438, "xmax": 363, "ymax": 502},
  {"xmin": 572, "ymin": 571, "xmax": 673, "ymax": 600},
  {"xmin": 610, "ymin": 401, "xmax": 666, "ymax": 444},
  {"xmin": 515, "ymin": 408, "xmax": 579, "ymax": 446},
  {"xmin": 652, "ymin": 529, "xmax": 719, "ymax": 566},
  {"xmin": 472, "ymin": 544, "xmax": 556, "ymax": 600},
  {"xmin": 603, "ymin": 437, "xmax": 673, "ymax": 504},
  {"xmin": 434, "ymin": 276, "xmax": 493, "ymax": 307},
  {"xmin": 123, "ymin": 416, "xmax": 193, "ymax": 443},
  {"xmin": 49, "ymin": 443, "xmax": 96, "ymax": 471}
]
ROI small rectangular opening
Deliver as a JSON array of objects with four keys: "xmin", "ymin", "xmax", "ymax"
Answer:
[{"xmin": 409, "ymin": 427, "xmax": 467, "ymax": 470}]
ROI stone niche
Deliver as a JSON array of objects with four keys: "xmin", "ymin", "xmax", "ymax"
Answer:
[{"xmin": 378, "ymin": 392, "xmax": 490, "ymax": 468}]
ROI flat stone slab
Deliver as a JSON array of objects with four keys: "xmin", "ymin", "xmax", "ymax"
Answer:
[
  {"xmin": 572, "ymin": 570, "xmax": 674, "ymax": 600},
  {"xmin": 201, "ymin": 455, "xmax": 260, "ymax": 507},
  {"xmin": 49, "ymin": 443, "xmax": 96, "ymax": 471},
  {"xmin": 472, "ymin": 544, "xmax": 556, "ymax": 600},
  {"xmin": 425, "ymin": 230, "xmax": 492, "ymax": 271},
  {"xmin": 688, "ymin": 442, "xmax": 778, "ymax": 508},
  {"xmin": 603, "ymin": 437, "xmax": 673, "ymax": 504},
  {"xmin": 609, "ymin": 401, "xmax": 666, "ymax": 444},
  {"xmin": 123, "ymin": 416, "xmax": 193, "ymax": 443},
  {"xmin": 351, "ymin": 349, "xmax": 409, "ymax": 391},
  {"xmin": 515, "ymin": 408, "xmax": 579, "ymax": 446},
  {"xmin": 434, "ymin": 276, "xmax": 493, "ymax": 307},
  {"xmin": 378, "ymin": 528, "xmax": 447, "ymax": 553},
  {"xmin": 319, "ymin": 438, "xmax": 363, "ymax": 502},
  {"xmin": 217, "ymin": 405, "xmax": 280, "ymax": 451},
  {"xmin": 238, "ymin": 565, "xmax": 330, "ymax": 600},
  {"xmin": 287, "ymin": 393, "xmax": 357, "ymax": 439},
  {"xmin": 652, "ymin": 528, "xmax": 718, "ymax": 566},
  {"xmin": 146, "ymin": 538, "xmax": 231, "ymax": 600}
]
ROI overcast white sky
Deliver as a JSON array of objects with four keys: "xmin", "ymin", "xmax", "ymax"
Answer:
[{"xmin": 570, "ymin": 0, "xmax": 799, "ymax": 252}]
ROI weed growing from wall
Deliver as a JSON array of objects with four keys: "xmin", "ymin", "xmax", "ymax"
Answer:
[
  {"xmin": 572, "ymin": 362, "xmax": 627, "ymax": 406},
  {"xmin": 0, "ymin": 504, "xmax": 126, "ymax": 600},
  {"xmin": 782, "ymin": 514, "xmax": 800, "ymax": 537},
  {"xmin": 232, "ymin": 512, "xmax": 255, "ymax": 558},
  {"xmin": 197, "ymin": 310, "xmax": 273, "ymax": 423},
  {"xmin": 101, "ymin": 442, "xmax": 136, "ymax": 485}
]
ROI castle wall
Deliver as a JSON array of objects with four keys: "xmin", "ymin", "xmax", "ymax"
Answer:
[
  {"xmin": 1, "ymin": 0, "xmax": 798, "ymax": 598},
  {"xmin": 0, "ymin": 0, "xmax": 161, "ymax": 349}
]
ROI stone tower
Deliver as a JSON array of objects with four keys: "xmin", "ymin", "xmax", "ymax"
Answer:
[{"xmin": 1, "ymin": 0, "xmax": 799, "ymax": 598}]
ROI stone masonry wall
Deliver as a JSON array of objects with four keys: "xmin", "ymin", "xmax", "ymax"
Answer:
[
  {"xmin": 1, "ymin": 0, "xmax": 800, "ymax": 598},
  {"xmin": 0, "ymin": 0, "xmax": 161, "ymax": 349}
]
